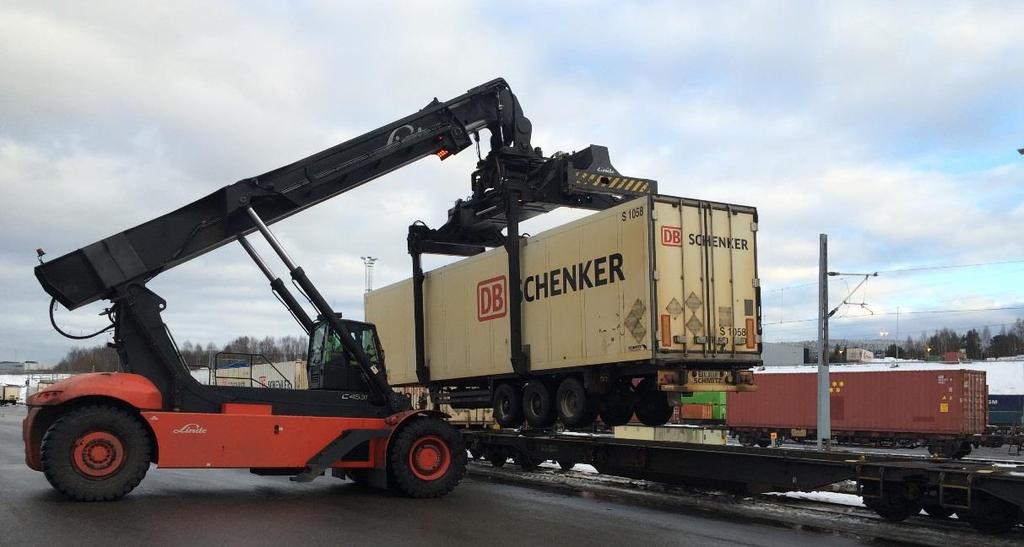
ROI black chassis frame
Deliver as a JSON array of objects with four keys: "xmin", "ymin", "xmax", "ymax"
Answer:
[{"xmin": 463, "ymin": 430, "xmax": 1024, "ymax": 519}]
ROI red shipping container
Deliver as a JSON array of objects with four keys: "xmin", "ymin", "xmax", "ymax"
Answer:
[
  {"xmin": 681, "ymin": 403, "xmax": 713, "ymax": 420},
  {"xmin": 726, "ymin": 369, "xmax": 987, "ymax": 435}
]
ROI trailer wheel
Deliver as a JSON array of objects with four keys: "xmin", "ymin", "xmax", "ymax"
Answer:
[
  {"xmin": 634, "ymin": 378, "xmax": 673, "ymax": 427},
  {"xmin": 387, "ymin": 417, "xmax": 466, "ymax": 498},
  {"xmin": 556, "ymin": 377, "xmax": 596, "ymax": 428},
  {"xmin": 40, "ymin": 404, "xmax": 151, "ymax": 502},
  {"xmin": 522, "ymin": 381, "xmax": 556, "ymax": 428},
  {"xmin": 493, "ymin": 383, "xmax": 524, "ymax": 428},
  {"xmin": 598, "ymin": 380, "xmax": 635, "ymax": 427}
]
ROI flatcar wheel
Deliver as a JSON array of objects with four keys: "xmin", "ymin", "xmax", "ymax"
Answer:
[
  {"xmin": 514, "ymin": 455, "xmax": 544, "ymax": 471},
  {"xmin": 387, "ymin": 418, "xmax": 467, "ymax": 498},
  {"xmin": 865, "ymin": 487, "xmax": 920, "ymax": 523},
  {"xmin": 487, "ymin": 451, "xmax": 507, "ymax": 468},
  {"xmin": 557, "ymin": 460, "xmax": 576, "ymax": 471},
  {"xmin": 964, "ymin": 493, "xmax": 1020, "ymax": 534},
  {"xmin": 921, "ymin": 505, "xmax": 955, "ymax": 519},
  {"xmin": 41, "ymin": 405, "xmax": 151, "ymax": 502}
]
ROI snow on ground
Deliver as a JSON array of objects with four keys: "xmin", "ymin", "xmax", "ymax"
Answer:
[
  {"xmin": 757, "ymin": 360, "xmax": 1024, "ymax": 394},
  {"xmin": 537, "ymin": 461, "xmax": 600, "ymax": 474},
  {"xmin": 766, "ymin": 490, "xmax": 865, "ymax": 507}
]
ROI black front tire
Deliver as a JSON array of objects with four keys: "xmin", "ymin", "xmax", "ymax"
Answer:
[
  {"xmin": 387, "ymin": 418, "xmax": 467, "ymax": 498},
  {"xmin": 492, "ymin": 383, "xmax": 524, "ymax": 428},
  {"xmin": 41, "ymin": 404, "xmax": 152, "ymax": 502}
]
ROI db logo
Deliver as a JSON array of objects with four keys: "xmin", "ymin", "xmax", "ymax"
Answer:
[
  {"xmin": 477, "ymin": 275, "xmax": 507, "ymax": 321},
  {"xmin": 661, "ymin": 226, "xmax": 682, "ymax": 246}
]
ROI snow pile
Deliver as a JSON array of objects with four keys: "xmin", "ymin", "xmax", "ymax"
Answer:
[{"xmin": 766, "ymin": 490, "xmax": 865, "ymax": 507}]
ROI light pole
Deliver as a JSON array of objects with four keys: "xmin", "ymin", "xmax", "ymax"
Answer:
[
  {"xmin": 360, "ymin": 256, "xmax": 378, "ymax": 293},
  {"xmin": 360, "ymin": 258, "xmax": 376, "ymax": 292}
]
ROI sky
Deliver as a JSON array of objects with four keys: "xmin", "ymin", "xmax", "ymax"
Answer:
[{"xmin": 1, "ymin": 1, "xmax": 1023, "ymax": 364}]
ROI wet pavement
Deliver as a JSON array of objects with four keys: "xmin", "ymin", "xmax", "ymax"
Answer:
[{"xmin": 0, "ymin": 404, "xmax": 876, "ymax": 546}]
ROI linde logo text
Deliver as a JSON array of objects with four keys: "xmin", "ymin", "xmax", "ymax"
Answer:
[{"xmin": 172, "ymin": 423, "xmax": 208, "ymax": 434}]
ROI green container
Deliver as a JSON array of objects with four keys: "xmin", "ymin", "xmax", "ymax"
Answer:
[
  {"xmin": 680, "ymin": 391, "xmax": 727, "ymax": 405},
  {"xmin": 679, "ymin": 391, "xmax": 727, "ymax": 421}
]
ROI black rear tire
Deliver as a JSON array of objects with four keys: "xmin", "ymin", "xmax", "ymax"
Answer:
[
  {"xmin": 41, "ymin": 404, "xmax": 151, "ymax": 502},
  {"xmin": 556, "ymin": 377, "xmax": 596, "ymax": 428},
  {"xmin": 492, "ymin": 383, "xmax": 524, "ymax": 428},
  {"xmin": 522, "ymin": 381, "xmax": 556, "ymax": 428},
  {"xmin": 598, "ymin": 380, "xmax": 635, "ymax": 427},
  {"xmin": 634, "ymin": 378, "xmax": 673, "ymax": 426},
  {"xmin": 387, "ymin": 418, "xmax": 467, "ymax": 498}
]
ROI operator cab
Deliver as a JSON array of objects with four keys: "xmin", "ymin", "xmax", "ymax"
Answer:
[{"xmin": 306, "ymin": 318, "xmax": 385, "ymax": 395}]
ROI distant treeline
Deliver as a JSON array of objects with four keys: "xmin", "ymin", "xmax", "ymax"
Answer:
[
  {"xmin": 829, "ymin": 317, "xmax": 1024, "ymax": 362},
  {"xmin": 54, "ymin": 335, "xmax": 309, "ymax": 373}
]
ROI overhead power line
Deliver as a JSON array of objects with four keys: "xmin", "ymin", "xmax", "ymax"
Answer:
[{"xmin": 764, "ymin": 258, "xmax": 1024, "ymax": 292}]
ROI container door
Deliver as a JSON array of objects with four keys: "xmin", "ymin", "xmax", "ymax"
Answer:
[{"xmin": 653, "ymin": 198, "xmax": 759, "ymax": 359}]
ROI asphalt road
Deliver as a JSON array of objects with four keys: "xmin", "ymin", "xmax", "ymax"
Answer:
[{"xmin": 0, "ymin": 405, "xmax": 885, "ymax": 547}]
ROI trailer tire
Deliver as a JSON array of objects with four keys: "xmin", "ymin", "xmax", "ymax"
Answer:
[
  {"xmin": 493, "ymin": 383, "xmax": 524, "ymax": 428},
  {"xmin": 556, "ymin": 377, "xmax": 596, "ymax": 428},
  {"xmin": 635, "ymin": 378, "xmax": 672, "ymax": 427},
  {"xmin": 598, "ymin": 380, "xmax": 635, "ymax": 427},
  {"xmin": 522, "ymin": 381, "xmax": 556, "ymax": 428},
  {"xmin": 40, "ymin": 404, "xmax": 151, "ymax": 502},
  {"xmin": 387, "ymin": 417, "xmax": 466, "ymax": 498}
]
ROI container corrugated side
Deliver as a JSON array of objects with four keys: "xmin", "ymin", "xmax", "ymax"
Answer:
[{"xmin": 726, "ymin": 369, "xmax": 987, "ymax": 435}]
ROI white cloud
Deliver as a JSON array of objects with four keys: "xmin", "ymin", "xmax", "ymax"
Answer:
[{"xmin": 1, "ymin": 1, "xmax": 1022, "ymax": 362}]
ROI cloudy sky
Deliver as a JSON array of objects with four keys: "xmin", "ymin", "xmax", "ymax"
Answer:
[{"xmin": 2, "ymin": 1, "xmax": 1023, "ymax": 364}]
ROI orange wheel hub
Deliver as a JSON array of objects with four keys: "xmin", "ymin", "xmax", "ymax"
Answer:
[
  {"xmin": 72, "ymin": 431, "xmax": 125, "ymax": 478},
  {"xmin": 408, "ymin": 435, "xmax": 450, "ymax": 481}
]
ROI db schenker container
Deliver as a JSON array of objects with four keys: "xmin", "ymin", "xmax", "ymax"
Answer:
[
  {"xmin": 367, "ymin": 195, "xmax": 761, "ymax": 430},
  {"xmin": 726, "ymin": 369, "xmax": 988, "ymax": 458}
]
